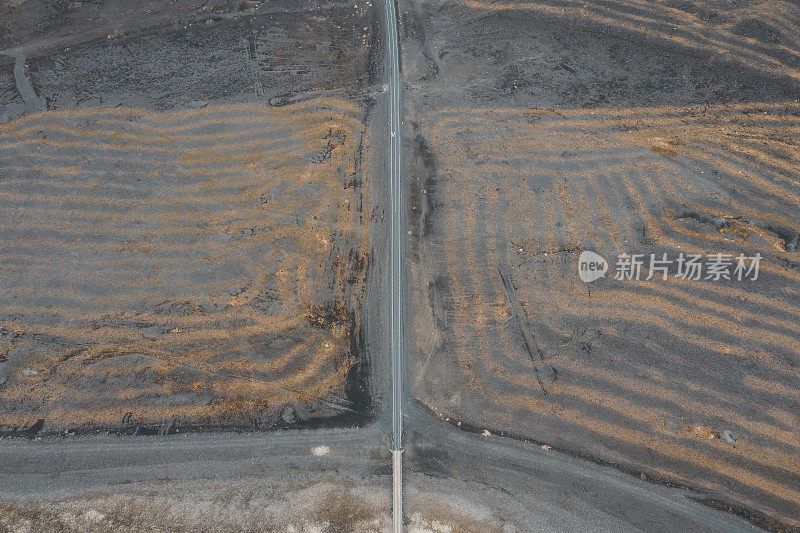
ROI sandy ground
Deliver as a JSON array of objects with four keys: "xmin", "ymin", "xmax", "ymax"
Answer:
[
  {"xmin": 402, "ymin": 0, "xmax": 800, "ymax": 529},
  {"xmin": 0, "ymin": 0, "xmax": 385, "ymax": 435},
  {"xmin": 2, "ymin": 0, "xmax": 798, "ymax": 530}
]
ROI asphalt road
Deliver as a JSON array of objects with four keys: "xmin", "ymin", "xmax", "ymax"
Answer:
[{"xmin": 383, "ymin": 0, "xmax": 405, "ymax": 529}]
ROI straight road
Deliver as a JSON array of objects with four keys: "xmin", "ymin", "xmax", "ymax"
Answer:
[{"xmin": 383, "ymin": 0, "xmax": 404, "ymax": 529}]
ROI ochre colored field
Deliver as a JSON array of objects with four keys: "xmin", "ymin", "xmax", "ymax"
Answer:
[
  {"xmin": 0, "ymin": 98, "xmax": 371, "ymax": 432},
  {"xmin": 412, "ymin": 103, "xmax": 800, "ymax": 526}
]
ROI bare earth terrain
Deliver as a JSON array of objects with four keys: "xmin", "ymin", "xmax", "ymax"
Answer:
[
  {"xmin": 2, "ymin": 0, "xmax": 800, "ymax": 530},
  {"xmin": 0, "ymin": 0, "xmax": 382, "ymax": 435},
  {"xmin": 403, "ymin": 0, "xmax": 800, "ymax": 529},
  {"xmin": 0, "ymin": 99, "xmax": 372, "ymax": 433}
]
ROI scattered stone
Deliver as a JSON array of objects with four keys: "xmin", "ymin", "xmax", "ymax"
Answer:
[
  {"xmin": 721, "ymin": 430, "xmax": 736, "ymax": 444},
  {"xmin": 312, "ymin": 445, "xmax": 330, "ymax": 457},
  {"xmin": 83, "ymin": 509, "xmax": 106, "ymax": 523},
  {"xmin": 682, "ymin": 424, "xmax": 719, "ymax": 440},
  {"xmin": 281, "ymin": 406, "xmax": 297, "ymax": 424}
]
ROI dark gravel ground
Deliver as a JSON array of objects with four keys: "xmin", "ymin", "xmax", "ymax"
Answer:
[
  {"xmin": 2, "ymin": 0, "xmax": 800, "ymax": 530},
  {"xmin": 402, "ymin": 0, "xmax": 800, "ymax": 529},
  {"xmin": 0, "ymin": 0, "xmax": 386, "ymax": 435}
]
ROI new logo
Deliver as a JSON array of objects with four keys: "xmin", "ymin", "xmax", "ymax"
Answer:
[{"xmin": 578, "ymin": 250, "xmax": 608, "ymax": 282}]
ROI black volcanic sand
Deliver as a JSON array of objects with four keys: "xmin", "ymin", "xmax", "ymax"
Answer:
[
  {"xmin": 0, "ymin": 0, "xmax": 385, "ymax": 436},
  {"xmin": 402, "ymin": 0, "xmax": 800, "ymax": 530}
]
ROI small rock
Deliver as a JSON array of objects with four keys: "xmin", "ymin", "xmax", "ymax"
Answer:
[
  {"xmin": 312, "ymin": 445, "xmax": 330, "ymax": 457},
  {"xmin": 21, "ymin": 368, "xmax": 37, "ymax": 377},
  {"xmin": 83, "ymin": 509, "xmax": 106, "ymax": 523},
  {"xmin": 281, "ymin": 406, "xmax": 296, "ymax": 424},
  {"xmin": 482, "ymin": 429, "xmax": 491, "ymax": 437},
  {"xmin": 721, "ymin": 430, "xmax": 736, "ymax": 444}
]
